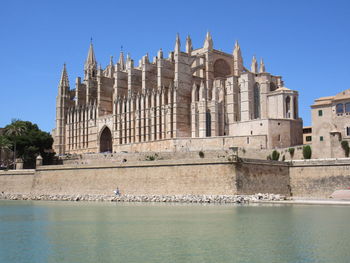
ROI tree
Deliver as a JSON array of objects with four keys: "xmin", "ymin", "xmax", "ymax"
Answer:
[
  {"xmin": 271, "ymin": 150, "xmax": 280, "ymax": 161},
  {"xmin": 0, "ymin": 136, "xmax": 12, "ymax": 168},
  {"xmin": 4, "ymin": 119, "xmax": 26, "ymax": 169},
  {"xmin": 4, "ymin": 120, "xmax": 54, "ymax": 168},
  {"xmin": 303, "ymin": 145, "xmax": 312, "ymax": 159},
  {"xmin": 341, "ymin": 141, "xmax": 350, "ymax": 157}
]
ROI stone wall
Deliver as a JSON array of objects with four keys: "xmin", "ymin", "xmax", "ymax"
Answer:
[
  {"xmin": 0, "ymin": 158, "xmax": 291, "ymax": 197},
  {"xmin": 236, "ymin": 159, "xmax": 290, "ymax": 195},
  {"xmin": 3, "ymin": 157, "xmax": 350, "ymax": 199},
  {"xmin": 290, "ymin": 159, "xmax": 350, "ymax": 198}
]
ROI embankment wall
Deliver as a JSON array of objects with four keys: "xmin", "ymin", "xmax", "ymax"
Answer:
[
  {"xmin": 0, "ymin": 159, "xmax": 290, "ymax": 197},
  {"xmin": 289, "ymin": 159, "xmax": 350, "ymax": 198},
  {"xmin": 2, "ymin": 158, "xmax": 350, "ymax": 199}
]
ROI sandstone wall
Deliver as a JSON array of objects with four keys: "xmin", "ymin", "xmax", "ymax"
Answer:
[
  {"xmin": 0, "ymin": 158, "xmax": 292, "ymax": 197},
  {"xmin": 290, "ymin": 160, "xmax": 350, "ymax": 198},
  {"xmin": 0, "ymin": 160, "xmax": 236, "ymax": 196},
  {"xmin": 235, "ymin": 159, "xmax": 290, "ymax": 195}
]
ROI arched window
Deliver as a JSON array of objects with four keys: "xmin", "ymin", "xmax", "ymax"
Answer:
[
  {"xmin": 253, "ymin": 83, "xmax": 260, "ymax": 119},
  {"xmin": 213, "ymin": 59, "xmax": 231, "ymax": 78},
  {"xmin": 345, "ymin": 103, "xmax": 350, "ymax": 113},
  {"xmin": 285, "ymin": 96, "xmax": 291, "ymax": 118},
  {"xmin": 336, "ymin": 103, "xmax": 344, "ymax": 114},
  {"xmin": 293, "ymin": 97, "xmax": 298, "ymax": 119},
  {"xmin": 270, "ymin": 82, "xmax": 277, "ymax": 91}
]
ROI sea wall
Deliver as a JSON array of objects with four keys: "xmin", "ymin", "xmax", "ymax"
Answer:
[
  {"xmin": 3, "ymin": 157, "xmax": 350, "ymax": 199},
  {"xmin": 289, "ymin": 159, "xmax": 350, "ymax": 198},
  {"xmin": 236, "ymin": 159, "xmax": 290, "ymax": 195},
  {"xmin": 0, "ymin": 158, "xmax": 290, "ymax": 197}
]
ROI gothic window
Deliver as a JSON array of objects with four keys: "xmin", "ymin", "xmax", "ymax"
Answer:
[
  {"xmin": 253, "ymin": 83, "xmax": 260, "ymax": 119},
  {"xmin": 336, "ymin": 103, "xmax": 344, "ymax": 114},
  {"xmin": 293, "ymin": 97, "xmax": 297, "ymax": 119},
  {"xmin": 346, "ymin": 103, "xmax": 350, "ymax": 113},
  {"xmin": 206, "ymin": 110, "xmax": 212, "ymax": 137},
  {"xmin": 285, "ymin": 96, "xmax": 291, "ymax": 118},
  {"xmin": 237, "ymin": 87, "xmax": 241, "ymax": 121},
  {"xmin": 196, "ymin": 85, "xmax": 200, "ymax": 101},
  {"xmin": 270, "ymin": 82, "xmax": 277, "ymax": 91},
  {"xmin": 213, "ymin": 59, "xmax": 231, "ymax": 78}
]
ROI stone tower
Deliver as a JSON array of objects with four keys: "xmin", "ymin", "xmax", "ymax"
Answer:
[{"xmin": 54, "ymin": 64, "xmax": 70, "ymax": 154}]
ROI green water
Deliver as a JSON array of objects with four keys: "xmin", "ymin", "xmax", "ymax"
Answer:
[{"xmin": 0, "ymin": 201, "xmax": 349, "ymax": 263}]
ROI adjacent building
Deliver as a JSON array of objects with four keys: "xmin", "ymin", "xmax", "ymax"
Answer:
[
  {"xmin": 311, "ymin": 89, "xmax": 350, "ymax": 158},
  {"xmin": 53, "ymin": 33, "xmax": 303, "ymax": 155}
]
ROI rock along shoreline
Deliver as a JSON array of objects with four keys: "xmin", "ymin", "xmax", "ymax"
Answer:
[{"xmin": 0, "ymin": 193, "xmax": 286, "ymax": 204}]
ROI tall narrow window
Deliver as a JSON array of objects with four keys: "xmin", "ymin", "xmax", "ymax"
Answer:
[
  {"xmin": 285, "ymin": 96, "xmax": 291, "ymax": 118},
  {"xmin": 336, "ymin": 103, "xmax": 344, "ymax": 114},
  {"xmin": 318, "ymin": 110, "xmax": 323, "ymax": 116},
  {"xmin": 206, "ymin": 110, "xmax": 211, "ymax": 137},
  {"xmin": 253, "ymin": 83, "xmax": 260, "ymax": 119},
  {"xmin": 347, "ymin": 127, "xmax": 350, "ymax": 136},
  {"xmin": 293, "ymin": 97, "xmax": 298, "ymax": 119}
]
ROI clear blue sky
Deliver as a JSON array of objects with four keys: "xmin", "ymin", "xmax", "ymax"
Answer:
[{"xmin": 1, "ymin": 0, "xmax": 350, "ymax": 132}]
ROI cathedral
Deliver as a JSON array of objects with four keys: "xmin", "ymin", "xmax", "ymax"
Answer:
[{"xmin": 53, "ymin": 33, "xmax": 302, "ymax": 155}]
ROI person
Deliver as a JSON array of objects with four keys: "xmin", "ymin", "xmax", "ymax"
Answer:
[{"xmin": 114, "ymin": 187, "xmax": 120, "ymax": 196}]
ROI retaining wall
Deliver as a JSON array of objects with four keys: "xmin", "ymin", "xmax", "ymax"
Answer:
[{"xmin": 0, "ymin": 158, "xmax": 290, "ymax": 197}]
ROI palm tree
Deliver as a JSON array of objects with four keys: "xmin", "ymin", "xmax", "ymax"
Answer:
[
  {"xmin": 5, "ymin": 120, "xmax": 26, "ymax": 169},
  {"xmin": 0, "ymin": 136, "xmax": 12, "ymax": 169}
]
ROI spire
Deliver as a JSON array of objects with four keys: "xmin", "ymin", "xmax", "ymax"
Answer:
[
  {"xmin": 157, "ymin": 48, "xmax": 163, "ymax": 59},
  {"xmin": 85, "ymin": 41, "xmax": 97, "ymax": 66},
  {"xmin": 126, "ymin": 53, "xmax": 133, "ymax": 68},
  {"xmin": 251, "ymin": 55, "xmax": 258, "ymax": 73},
  {"xmin": 186, "ymin": 35, "xmax": 193, "ymax": 54},
  {"xmin": 259, "ymin": 58, "xmax": 265, "ymax": 73},
  {"xmin": 233, "ymin": 40, "xmax": 244, "ymax": 76},
  {"xmin": 203, "ymin": 31, "xmax": 213, "ymax": 50},
  {"xmin": 110, "ymin": 56, "xmax": 114, "ymax": 66},
  {"xmin": 59, "ymin": 63, "xmax": 69, "ymax": 89},
  {"xmin": 118, "ymin": 51, "xmax": 125, "ymax": 70},
  {"xmin": 174, "ymin": 33, "xmax": 181, "ymax": 54},
  {"xmin": 84, "ymin": 41, "xmax": 97, "ymax": 79}
]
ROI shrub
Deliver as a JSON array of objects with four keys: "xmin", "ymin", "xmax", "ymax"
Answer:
[
  {"xmin": 271, "ymin": 150, "xmax": 280, "ymax": 161},
  {"xmin": 288, "ymin": 147, "xmax": 295, "ymax": 158},
  {"xmin": 302, "ymin": 145, "xmax": 312, "ymax": 159},
  {"xmin": 145, "ymin": 155, "xmax": 155, "ymax": 161},
  {"xmin": 341, "ymin": 141, "xmax": 350, "ymax": 157},
  {"xmin": 199, "ymin": 151, "xmax": 205, "ymax": 158}
]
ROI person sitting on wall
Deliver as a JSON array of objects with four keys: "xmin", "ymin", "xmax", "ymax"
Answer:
[{"xmin": 114, "ymin": 187, "xmax": 120, "ymax": 196}]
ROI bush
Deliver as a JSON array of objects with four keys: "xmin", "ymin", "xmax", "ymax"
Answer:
[
  {"xmin": 303, "ymin": 145, "xmax": 312, "ymax": 159},
  {"xmin": 341, "ymin": 141, "xmax": 350, "ymax": 157},
  {"xmin": 271, "ymin": 150, "xmax": 280, "ymax": 161},
  {"xmin": 145, "ymin": 155, "xmax": 155, "ymax": 161},
  {"xmin": 288, "ymin": 147, "xmax": 295, "ymax": 158},
  {"xmin": 199, "ymin": 151, "xmax": 205, "ymax": 158}
]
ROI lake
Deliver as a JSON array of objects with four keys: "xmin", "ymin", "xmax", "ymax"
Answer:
[{"xmin": 0, "ymin": 201, "xmax": 349, "ymax": 263}]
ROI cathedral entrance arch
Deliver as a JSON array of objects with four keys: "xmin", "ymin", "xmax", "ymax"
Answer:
[{"xmin": 99, "ymin": 126, "xmax": 112, "ymax": 153}]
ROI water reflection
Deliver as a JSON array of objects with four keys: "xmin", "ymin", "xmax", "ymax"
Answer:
[{"xmin": 0, "ymin": 201, "xmax": 349, "ymax": 263}]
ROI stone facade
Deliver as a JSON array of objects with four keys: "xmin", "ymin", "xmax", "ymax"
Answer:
[
  {"xmin": 53, "ymin": 33, "xmax": 302, "ymax": 155},
  {"xmin": 311, "ymin": 89, "xmax": 350, "ymax": 158}
]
